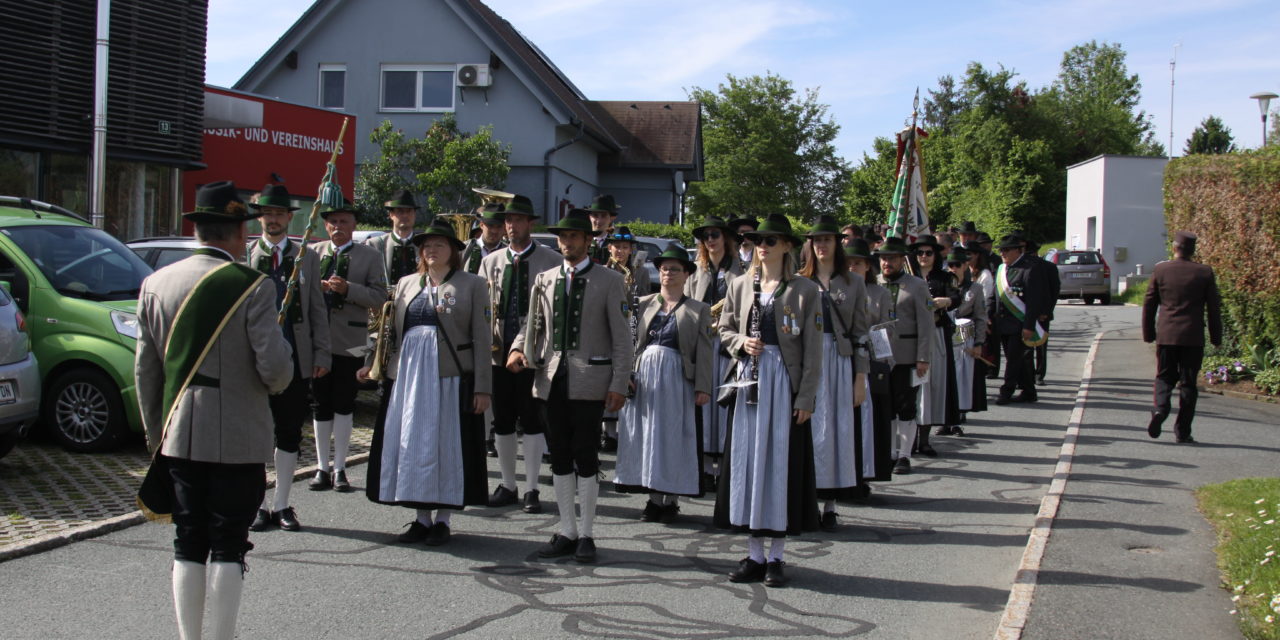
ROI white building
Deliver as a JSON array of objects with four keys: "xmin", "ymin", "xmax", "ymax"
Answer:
[{"xmin": 1064, "ymin": 154, "xmax": 1170, "ymax": 292}]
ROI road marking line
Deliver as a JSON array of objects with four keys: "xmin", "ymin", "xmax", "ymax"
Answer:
[{"xmin": 994, "ymin": 330, "xmax": 1105, "ymax": 640}]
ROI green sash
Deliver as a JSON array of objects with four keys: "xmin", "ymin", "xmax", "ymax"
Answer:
[
  {"xmin": 996, "ymin": 263, "xmax": 1045, "ymax": 344},
  {"xmin": 160, "ymin": 262, "xmax": 266, "ymax": 431}
]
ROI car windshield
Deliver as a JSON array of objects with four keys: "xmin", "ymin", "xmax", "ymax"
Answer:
[
  {"xmin": 3, "ymin": 225, "xmax": 153, "ymax": 301},
  {"xmin": 1059, "ymin": 252, "xmax": 1100, "ymax": 265}
]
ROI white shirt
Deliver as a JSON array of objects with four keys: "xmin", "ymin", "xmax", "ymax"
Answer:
[{"xmin": 563, "ymin": 256, "xmax": 591, "ymax": 293}]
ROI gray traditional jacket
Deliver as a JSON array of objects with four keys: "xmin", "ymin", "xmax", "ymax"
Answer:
[
  {"xmin": 717, "ymin": 273, "xmax": 823, "ymax": 413},
  {"xmin": 876, "ymin": 271, "xmax": 934, "ymax": 366},
  {"xmin": 478, "ymin": 242, "xmax": 562, "ymax": 367},
  {"xmin": 313, "ymin": 240, "xmax": 388, "ymax": 356},
  {"xmin": 632, "ymin": 293, "xmax": 713, "ymax": 394},
  {"xmin": 812, "ymin": 272, "xmax": 870, "ymax": 374},
  {"xmin": 375, "ymin": 270, "xmax": 493, "ymax": 395},
  {"xmin": 245, "ymin": 238, "xmax": 332, "ymax": 376},
  {"xmin": 364, "ymin": 231, "xmax": 419, "ymax": 285}
]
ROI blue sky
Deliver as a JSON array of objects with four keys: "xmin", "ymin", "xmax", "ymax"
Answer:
[{"xmin": 206, "ymin": 0, "xmax": 1280, "ymax": 161}]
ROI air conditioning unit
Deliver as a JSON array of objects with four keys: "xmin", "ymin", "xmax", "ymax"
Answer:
[{"xmin": 456, "ymin": 64, "xmax": 492, "ymax": 88}]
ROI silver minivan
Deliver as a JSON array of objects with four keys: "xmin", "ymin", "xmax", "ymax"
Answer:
[
  {"xmin": 1049, "ymin": 249, "xmax": 1112, "ymax": 305},
  {"xmin": 0, "ymin": 284, "xmax": 40, "ymax": 459}
]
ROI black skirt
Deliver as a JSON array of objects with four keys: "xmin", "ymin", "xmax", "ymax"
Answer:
[{"xmin": 712, "ymin": 398, "xmax": 820, "ymax": 537}]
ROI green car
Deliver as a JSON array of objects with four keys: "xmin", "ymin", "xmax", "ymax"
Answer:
[{"xmin": 0, "ymin": 197, "xmax": 153, "ymax": 452}]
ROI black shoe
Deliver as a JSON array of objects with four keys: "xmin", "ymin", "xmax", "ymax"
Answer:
[
  {"xmin": 659, "ymin": 502, "xmax": 680, "ymax": 524},
  {"xmin": 249, "ymin": 508, "xmax": 273, "ymax": 532},
  {"xmin": 917, "ymin": 442, "xmax": 937, "ymax": 458},
  {"xmin": 951, "ymin": 426, "xmax": 965, "ymax": 437},
  {"xmin": 537, "ymin": 534, "xmax": 578, "ymax": 558},
  {"xmin": 1017, "ymin": 392, "xmax": 1038, "ymax": 403},
  {"xmin": 640, "ymin": 500, "xmax": 663, "ymax": 522},
  {"xmin": 986, "ymin": 371, "xmax": 1001, "ymax": 380},
  {"xmin": 275, "ymin": 507, "xmax": 301, "ymax": 532},
  {"xmin": 574, "ymin": 536, "xmax": 597, "ymax": 563},
  {"xmin": 333, "ymin": 470, "xmax": 352, "ymax": 492},
  {"xmin": 424, "ymin": 522, "xmax": 451, "ymax": 546},
  {"xmin": 820, "ymin": 511, "xmax": 837, "ymax": 532},
  {"xmin": 522, "ymin": 490, "xmax": 542, "ymax": 514},
  {"xmin": 1036, "ymin": 375, "xmax": 1046, "ymax": 386},
  {"xmin": 852, "ymin": 483, "xmax": 872, "ymax": 501},
  {"xmin": 764, "ymin": 560, "xmax": 788, "ymax": 588},
  {"xmin": 308, "ymin": 470, "xmax": 332, "ymax": 491},
  {"xmin": 1175, "ymin": 436, "xmax": 1197, "ymax": 444},
  {"xmin": 935, "ymin": 426, "xmax": 953, "ymax": 436},
  {"xmin": 702, "ymin": 472, "xmax": 718, "ymax": 493},
  {"xmin": 486, "ymin": 438, "xmax": 498, "ymax": 458},
  {"xmin": 994, "ymin": 395, "xmax": 1013, "ymax": 406},
  {"xmin": 893, "ymin": 457, "xmax": 911, "ymax": 474},
  {"xmin": 728, "ymin": 557, "xmax": 766, "ymax": 583},
  {"xmin": 600, "ymin": 435, "xmax": 618, "ymax": 453},
  {"xmin": 488, "ymin": 485, "xmax": 518, "ymax": 507},
  {"xmin": 1147, "ymin": 413, "xmax": 1166, "ymax": 439},
  {"xmin": 398, "ymin": 520, "xmax": 431, "ymax": 543}
]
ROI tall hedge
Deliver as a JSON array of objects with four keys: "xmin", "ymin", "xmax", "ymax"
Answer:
[{"xmin": 1164, "ymin": 146, "xmax": 1280, "ymax": 351}]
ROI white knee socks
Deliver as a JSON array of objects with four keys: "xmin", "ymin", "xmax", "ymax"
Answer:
[
  {"xmin": 332, "ymin": 413, "xmax": 354, "ymax": 472},
  {"xmin": 522, "ymin": 433, "xmax": 545, "ymax": 494},
  {"xmin": 313, "ymin": 419, "xmax": 333, "ymax": 472},
  {"xmin": 578, "ymin": 475, "xmax": 599, "ymax": 538},
  {"xmin": 893, "ymin": 419, "xmax": 917, "ymax": 459},
  {"xmin": 553, "ymin": 473, "xmax": 578, "ymax": 539},
  {"xmin": 415, "ymin": 509, "xmax": 433, "ymax": 526},
  {"xmin": 435, "ymin": 509, "xmax": 452, "ymax": 526},
  {"xmin": 823, "ymin": 499, "xmax": 836, "ymax": 514},
  {"xmin": 272, "ymin": 450, "xmax": 298, "ymax": 513},
  {"xmin": 747, "ymin": 537, "xmax": 766, "ymax": 563},
  {"xmin": 494, "ymin": 433, "xmax": 518, "ymax": 491},
  {"xmin": 769, "ymin": 537, "xmax": 786, "ymax": 562},
  {"xmin": 172, "ymin": 560, "xmax": 205, "ymax": 640},
  {"xmin": 205, "ymin": 562, "xmax": 245, "ymax": 640}
]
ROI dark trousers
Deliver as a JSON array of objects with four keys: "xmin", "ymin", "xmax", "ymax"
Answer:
[
  {"xmin": 311, "ymin": 354, "xmax": 361, "ymax": 420},
  {"xmin": 1034, "ymin": 321, "xmax": 1051, "ymax": 379},
  {"xmin": 540, "ymin": 369, "xmax": 604, "ymax": 477},
  {"xmin": 268, "ymin": 358, "xmax": 307, "ymax": 453},
  {"xmin": 1154, "ymin": 345, "xmax": 1204, "ymax": 438},
  {"xmin": 887, "ymin": 364, "xmax": 919, "ymax": 421},
  {"xmin": 492, "ymin": 365, "xmax": 545, "ymax": 436},
  {"xmin": 999, "ymin": 333, "xmax": 1035, "ymax": 398},
  {"xmin": 169, "ymin": 458, "xmax": 265, "ymax": 564}
]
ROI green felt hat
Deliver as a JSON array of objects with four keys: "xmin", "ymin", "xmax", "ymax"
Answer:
[
  {"xmin": 945, "ymin": 248, "xmax": 969, "ymax": 264},
  {"xmin": 183, "ymin": 181, "xmax": 261, "ymax": 224},
  {"xmin": 909, "ymin": 235, "xmax": 945, "ymax": 253},
  {"xmin": 584, "ymin": 194, "xmax": 620, "ymax": 216},
  {"xmin": 727, "ymin": 215, "xmax": 759, "ymax": 231},
  {"xmin": 319, "ymin": 199, "xmax": 358, "ymax": 220},
  {"xmin": 691, "ymin": 216, "xmax": 738, "ymax": 242},
  {"xmin": 474, "ymin": 203, "xmax": 505, "ymax": 224},
  {"xmin": 249, "ymin": 184, "xmax": 299, "ymax": 211},
  {"xmin": 651, "ymin": 246, "xmax": 696, "ymax": 274},
  {"xmin": 605, "ymin": 225, "xmax": 637, "ymax": 244},
  {"xmin": 412, "ymin": 218, "xmax": 466, "ymax": 251},
  {"xmin": 546, "ymin": 209, "xmax": 600, "ymax": 236},
  {"xmin": 843, "ymin": 238, "xmax": 873, "ymax": 260},
  {"xmin": 502, "ymin": 194, "xmax": 538, "ymax": 220},
  {"xmin": 742, "ymin": 213, "xmax": 801, "ymax": 247},
  {"xmin": 874, "ymin": 236, "xmax": 910, "ymax": 256},
  {"xmin": 384, "ymin": 189, "xmax": 419, "ymax": 210},
  {"xmin": 805, "ymin": 214, "xmax": 842, "ymax": 238},
  {"xmin": 997, "ymin": 234, "xmax": 1026, "ymax": 250}
]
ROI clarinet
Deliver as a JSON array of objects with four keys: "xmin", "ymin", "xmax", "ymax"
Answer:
[{"xmin": 746, "ymin": 274, "xmax": 762, "ymax": 406}]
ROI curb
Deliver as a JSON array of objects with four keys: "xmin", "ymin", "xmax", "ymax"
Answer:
[
  {"xmin": 0, "ymin": 451, "xmax": 371, "ymax": 564},
  {"xmin": 993, "ymin": 330, "xmax": 1105, "ymax": 640},
  {"xmin": 1197, "ymin": 385, "xmax": 1277, "ymax": 405}
]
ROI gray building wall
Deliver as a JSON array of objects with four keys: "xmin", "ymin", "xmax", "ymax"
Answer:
[
  {"xmin": 1065, "ymin": 155, "xmax": 1169, "ymax": 292},
  {"xmin": 600, "ymin": 168, "xmax": 681, "ymax": 225}
]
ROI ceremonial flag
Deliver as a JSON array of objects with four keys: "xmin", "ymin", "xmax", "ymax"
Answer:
[{"xmin": 886, "ymin": 124, "xmax": 930, "ymax": 243}]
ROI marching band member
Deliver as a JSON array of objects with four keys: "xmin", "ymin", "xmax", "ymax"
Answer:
[
  {"xmin": 729, "ymin": 216, "xmax": 759, "ymax": 272},
  {"xmin": 684, "ymin": 216, "xmax": 743, "ymax": 489},
  {"xmin": 942, "ymin": 247, "xmax": 988, "ymax": 436},
  {"xmin": 359, "ymin": 220, "xmax": 492, "ymax": 546},
  {"xmin": 909, "ymin": 236, "xmax": 960, "ymax": 456},
  {"xmin": 509, "ymin": 208, "xmax": 633, "ymax": 563},
  {"xmin": 846, "ymin": 240, "xmax": 895, "ymax": 488},
  {"xmin": 614, "ymin": 248, "xmax": 712, "ymax": 523},
  {"xmin": 993, "ymin": 235, "xmax": 1049, "ymax": 405},
  {"xmin": 875, "ymin": 237, "xmax": 933, "ymax": 474},
  {"xmin": 461, "ymin": 204, "xmax": 507, "ymax": 274},
  {"xmin": 714, "ymin": 213, "xmax": 820, "ymax": 588},
  {"xmin": 585, "ymin": 195, "xmax": 620, "ymax": 264},
  {"xmin": 600, "ymin": 225, "xmax": 650, "ymax": 452},
  {"xmin": 798, "ymin": 215, "xmax": 868, "ymax": 531}
]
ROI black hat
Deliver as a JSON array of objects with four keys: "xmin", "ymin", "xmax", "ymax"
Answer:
[
  {"xmin": 546, "ymin": 209, "xmax": 600, "ymax": 236},
  {"xmin": 605, "ymin": 225, "xmax": 637, "ymax": 244},
  {"xmin": 843, "ymin": 238, "xmax": 873, "ymax": 260},
  {"xmin": 412, "ymin": 218, "xmax": 466, "ymax": 251},
  {"xmin": 692, "ymin": 216, "xmax": 738, "ymax": 242},
  {"xmin": 863, "ymin": 225, "xmax": 883, "ymax": 244},
  {"xmin": 502, "ymin": 194, "xmax": 538, "ymax": 220},
  {"xmin": 743, "ymin": 213, "xmax": 802, "ymax": 247},
  {"xmin": 250, "ymin": 184, "xmax": 299, "ymax": 211},
  {"xmin": 319, "ymin": 200, "xmax": 358, "ymax": 220},
  {"xmin": 384, "ymin": 189, "xmax": 418, "ymax": 210},
  {"xmin": 945, "ymin": 248, "xmax": 969, "ymax": 264},
  {"xmin": 976, "ymin": 232, "xmax": 993, "ymax": 244},
  {"xmin": 959, "ymin": 221, "xmax": 978, "ymax": 234},
  {"xmin": 651, "ymin": 246, "xmax": 696, "ymax": 274},
  {"xmin": 996, "ymin": 234, "xmax": 1026, "ymax": 250},
  {"xmin": 963, "ymin": 241, "xmax": 986, "ymax": 255},
  {"xmin": 475, "ymin": 203, "xmax": 505, "ymax": 225},
  {"xmin": 585, "ymin": 194, "xmax": 620, "ymax": 216},
  {"xmin": 1174, "ymin": 230, "xmax": 1197, "ymax": 252},
  {"xmin": 909, "ymin": 235, "xmax": 945, "ymax": 253},
  {"xmin": 805, "ymin": 214, "xmax": 842, "ymax": 238},
  {"xmin": 184, "ymin": 181, "xmax": 261, "ymax": 224},
  {"xmin": 874, "ymin": 236, "xmax": 910, "ymax": 256},
  {"xmin": 728, "ymin": 215, "xmax": 759, "ymax": 230}
]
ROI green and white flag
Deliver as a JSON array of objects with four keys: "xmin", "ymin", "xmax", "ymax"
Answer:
[{"xmin": 887, "ymin": 125, "xmax": 930, "ymax": 242}]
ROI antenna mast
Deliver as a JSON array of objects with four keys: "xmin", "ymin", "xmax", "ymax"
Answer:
[{"xmin": 1169, "ymin": 43, "xmax": 1181, "ymax": 157}]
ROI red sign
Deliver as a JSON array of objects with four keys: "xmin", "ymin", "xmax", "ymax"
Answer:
[{"xmin": 182, "ymin": 86, "xmax": 356, "ymax": 235}]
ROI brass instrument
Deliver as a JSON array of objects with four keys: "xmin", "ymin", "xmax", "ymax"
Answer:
[
  {"xmin": 612, "ymin": 258, "xmax": 639, "ymax": 347},
  {"xmin": 527, "ymin": 279, "xmax": 549, "ymax": 365},
  {"xmin": 367, "ymin": 292, "xmax": 396, "ymax": 381},
  {"xmin": 709, "ymin": 298, "xmax": 726, "ymax": 321},
  {"xmin": 472, "ymin": 187, "xmax": 515, "ymax": 205}
]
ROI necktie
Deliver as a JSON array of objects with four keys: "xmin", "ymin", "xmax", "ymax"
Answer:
[{"xmin": 272, "ymin": 246, "xmax": 280, "ymax": 271}]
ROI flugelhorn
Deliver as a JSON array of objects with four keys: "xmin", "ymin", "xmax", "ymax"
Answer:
[{"xmin": 472, "ymin": 187, "xmax": 515, "ymax": 206}]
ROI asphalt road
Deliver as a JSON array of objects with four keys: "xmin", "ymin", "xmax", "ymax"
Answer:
[{"xmin": 0, "ymin": 304, "xmax": 1259, "ymax": 639}]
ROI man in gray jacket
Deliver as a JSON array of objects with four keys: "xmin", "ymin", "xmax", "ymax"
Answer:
[
  {"xmin": 135, "ymin": 181, "xmax": 293, "ymax": 640},
  {"xmin": 875, "ymin": 237, "xmax": 934, "ymax": 474}
]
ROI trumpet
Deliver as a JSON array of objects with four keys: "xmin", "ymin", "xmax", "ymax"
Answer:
[{"xmin": 367, "ymin": 291, "xmax": 396, "ymax": 381}]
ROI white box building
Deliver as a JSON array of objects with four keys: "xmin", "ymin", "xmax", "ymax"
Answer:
[{"xmin": 1064, "ymin": 154, "xmax": 1170, "ymax": 292}]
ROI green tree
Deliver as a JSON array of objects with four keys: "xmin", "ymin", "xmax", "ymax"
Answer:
[
  {"xmin": 1184, "ymin": 115, "xmax": 1236, "ymax": 154},
  {"xmin": 841, "ymin": 137, "xmax": 897, "ymax": 225},
  {"xmin": 923, "ymin": 74, "xmax": 966, "ymax": 135},
  {"xmin": 353, "ymin": 115, "xmax": 511, "ymax": 225},
  {"xmin": 687, "ymin": 73, "xmax": 847, "ymax": 223},
  {"xmin": 1267, "ymin": 108, "xmax": 1279, "ymax": 147},
  {"xmin": 1040, "ymin": 40, "xmax": 1163, "ymax": 161}
]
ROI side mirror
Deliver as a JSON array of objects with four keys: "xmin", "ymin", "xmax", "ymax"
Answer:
[{"xmin": 0, "ymin": 281, "xmax": 10, "ymax": 295}]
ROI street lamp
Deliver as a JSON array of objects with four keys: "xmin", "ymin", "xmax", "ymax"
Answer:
[{"xmin": 1251, "ymin": 91, "xmax": 1278, "ymax": 146}]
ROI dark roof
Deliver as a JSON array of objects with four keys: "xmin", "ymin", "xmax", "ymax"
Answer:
[{"xmin": 587, "ymin": 101, "xmax": 702, "ymax": 170}]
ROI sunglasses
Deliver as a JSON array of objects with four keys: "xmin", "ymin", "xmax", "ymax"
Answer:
[
  {"xmin": 702, "ymin": 230, "xmax": 723, "ymax": 240},
  {"xmin": 757, "ymin": 236, "xmax": 783, "ymax": 247},
  {"xmin": 915, "ymin": 250, "xmax": 935, "ymax": 257},
  {"xmin": 609, "ymin": 233, "xmax": 634, "ymax": 241}
]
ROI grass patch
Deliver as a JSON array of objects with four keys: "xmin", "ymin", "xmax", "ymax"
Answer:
[
  {"xmin": 1117, "ymin": 277, "xmax": 1149, "ymax": 305},
  {"xmin": 1197, "ymin": 477, "xmax": 1280, "ymax": 639}
]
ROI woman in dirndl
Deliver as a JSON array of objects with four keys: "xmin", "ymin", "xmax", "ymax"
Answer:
[
  {"xmin": 964, "ymin": 241, "xmax": 995, "ymax": 413},
  {"xmin": 798, "ymin": 215, "xmax": 868, "ymax": 531},
  {"xmin": 714, "ymin": 213, "xmax": 821, "ymax": 588},
  {"xmin": 684, "ymin": 216, "xmax": 744, "ymax": 491},
  {"xmin": 909, "ymin": 236, "xmax": 961, "ymax": 455},
  {"xmin": 614, "ymin": 248, "xmax": 712, "ymax": 523},
  {"xmin": 359, "ymin": 219, "xmax": 492, "ymax": 547},
  {"xmin": 940, "ymin": 247, "xmax": 989, "ymax": 436},
  {"xmin": 846, "ymin": 239, "xmax": 895, "ymax": 491}
]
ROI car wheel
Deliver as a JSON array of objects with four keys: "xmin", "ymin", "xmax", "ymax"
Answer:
[
  {"xmin": 1100, "ymin": 294, "xmax": 1112, "ymax": 305},
  {"xmin": 1083, "ymin": 297, "xmax": 1094, "ymax": 305},
  {"xmin": 44, "ymin": 368, "xmax": 125, "ymax": 453},
  {"xmin": 0, "ymin": 431, "xmax": 18, "ymax": 459}
]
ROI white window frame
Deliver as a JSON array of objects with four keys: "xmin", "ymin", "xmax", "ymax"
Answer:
[
  {"xmin": 318, "ymin": 64, "xmax": 346, "ymax": 110},
  {"xmin": 379, "ymin": 64, "xmax": 456, "ymax": 113}
]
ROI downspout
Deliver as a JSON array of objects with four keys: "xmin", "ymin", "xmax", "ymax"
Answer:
[
  {"xmin": 543, "ymin": 118, "xmax": 584, "ymax": 221},
  {"xmin": 89, "ymin": 0, "xmax": 110, "ymax": 229}
]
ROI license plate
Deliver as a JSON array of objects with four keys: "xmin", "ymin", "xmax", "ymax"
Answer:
[
  {"xmin": 0, "ymin": 381, "xmax": 14, "ymax": 405},
  {"xmin": 1071, "ymin": 272, "xmax": 1094, "ymax": 279}
]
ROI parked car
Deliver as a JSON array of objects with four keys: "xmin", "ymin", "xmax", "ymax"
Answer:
[
  {"xmin": 0, "ymin": 284, "xmax": 40, "ymax": 460},
  {"xmin": 529, "ymin": 232, "xmax": 682, "ymax": 293},
  {"xmin": 1048, "ymin": 249, "xmax": 1111, "ymax": 305},
  {"xmin": 127, "ymin": 236, "xmax": 202, "ymax": 270},
  {"xmin": 0, "ymin": 196, "xmax": 153, "ymax": 452}
]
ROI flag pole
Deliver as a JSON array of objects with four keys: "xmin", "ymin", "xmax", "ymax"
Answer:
[
  {"xmin": 278, "ymin": 117, "xmax": 349, "ymax": 326},
  {"xmin": 905, "ymin": 89, "xmax": 920, "ymax": 276}
]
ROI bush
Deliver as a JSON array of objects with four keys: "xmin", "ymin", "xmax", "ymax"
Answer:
[
  {"xmin": 1255, "ymin": 369, "xmax": 1280, "ymax": 396},
  {"xmin": 619, "ymin": 219, "xmax": 694, "ymax": 247}
]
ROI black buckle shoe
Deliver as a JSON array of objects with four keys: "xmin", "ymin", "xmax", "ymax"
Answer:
[
  {"xmin": 574, "ymin": 536, "xmax": 597, "ymax": 563},
  {"xmin": 702, "ymin": 472, "xmax": 718, "ymax": 493},
  {"xmin": 994, "ymin": 395, "xmax": 1013, "ymax": 406},
  {"xmin": 1036, "ymin": 375, "xmax": 1046, "ymax": 386},
  {"xmin": 893, "ymin": 457, "xmax": 911, "ymax": 474},
  {"xmin": 764, "ymin": 560, "xmax": 789, "ymax": 587},
  {"xmin": 398, "ymin": 521, "xmax": 431, "ymax": 544},
  {"xmin": 521, "ymin": 490, "xmax": 543, "ymax": 514},
  {"xmin": 820, "ymin": 511, "xmax": 837, "ymax": 532},
  {"xmin": 659, "ymin": 502, "xmax": 680, "ymax": 524},
  {"xmin": 728, "ymin": 557, "xmax": 766, "ymax": 583},
  {"xmin": 1147, "ymin": 413, "xmax": 1167, "ymax": 439},
  {"xmin": 333, "ymin": 470, "xmax": 352, "ymax": 492},
  {"xmin": 917, "ymin": 442, "xmax": 938, "ymax": 457},
  {"xmin": 308, "ymin": 470, "xmax": 332, "ymax": 491},
  {"xmin": 488, "ymin": 485, "xmax": 518, "ymax": 507},
  {"xmin": 935, "ymin": 426, "xmax": 952, "ymax": 436},
  {"xmin": 1017, "ymin": 392, "xmax": 1038, "ymax": 403},
  {"xmin": 486, "ymin": 438, "xmax": 498, "ymax": 458},
  {"xmin": 275, "ymin": 507, "xmax": 301, "ymax": 532},
  {"xmin": 424, "ymin": 522, "xmax": 451, "ymax": 546},
  {"xmin": 249, "ymin": 508, "xmax": 273, "ymax": 532},
  {"xmin": 1175, "ymin": 435, "xmax": 1197, "ymax": 444},
  {"xmin": 640, "ymin": 500, "xmax": 663, "ymax": 522},
  {"xmin": 537, "ymin": 533, "xmax": 578, "ymax": 558}
]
